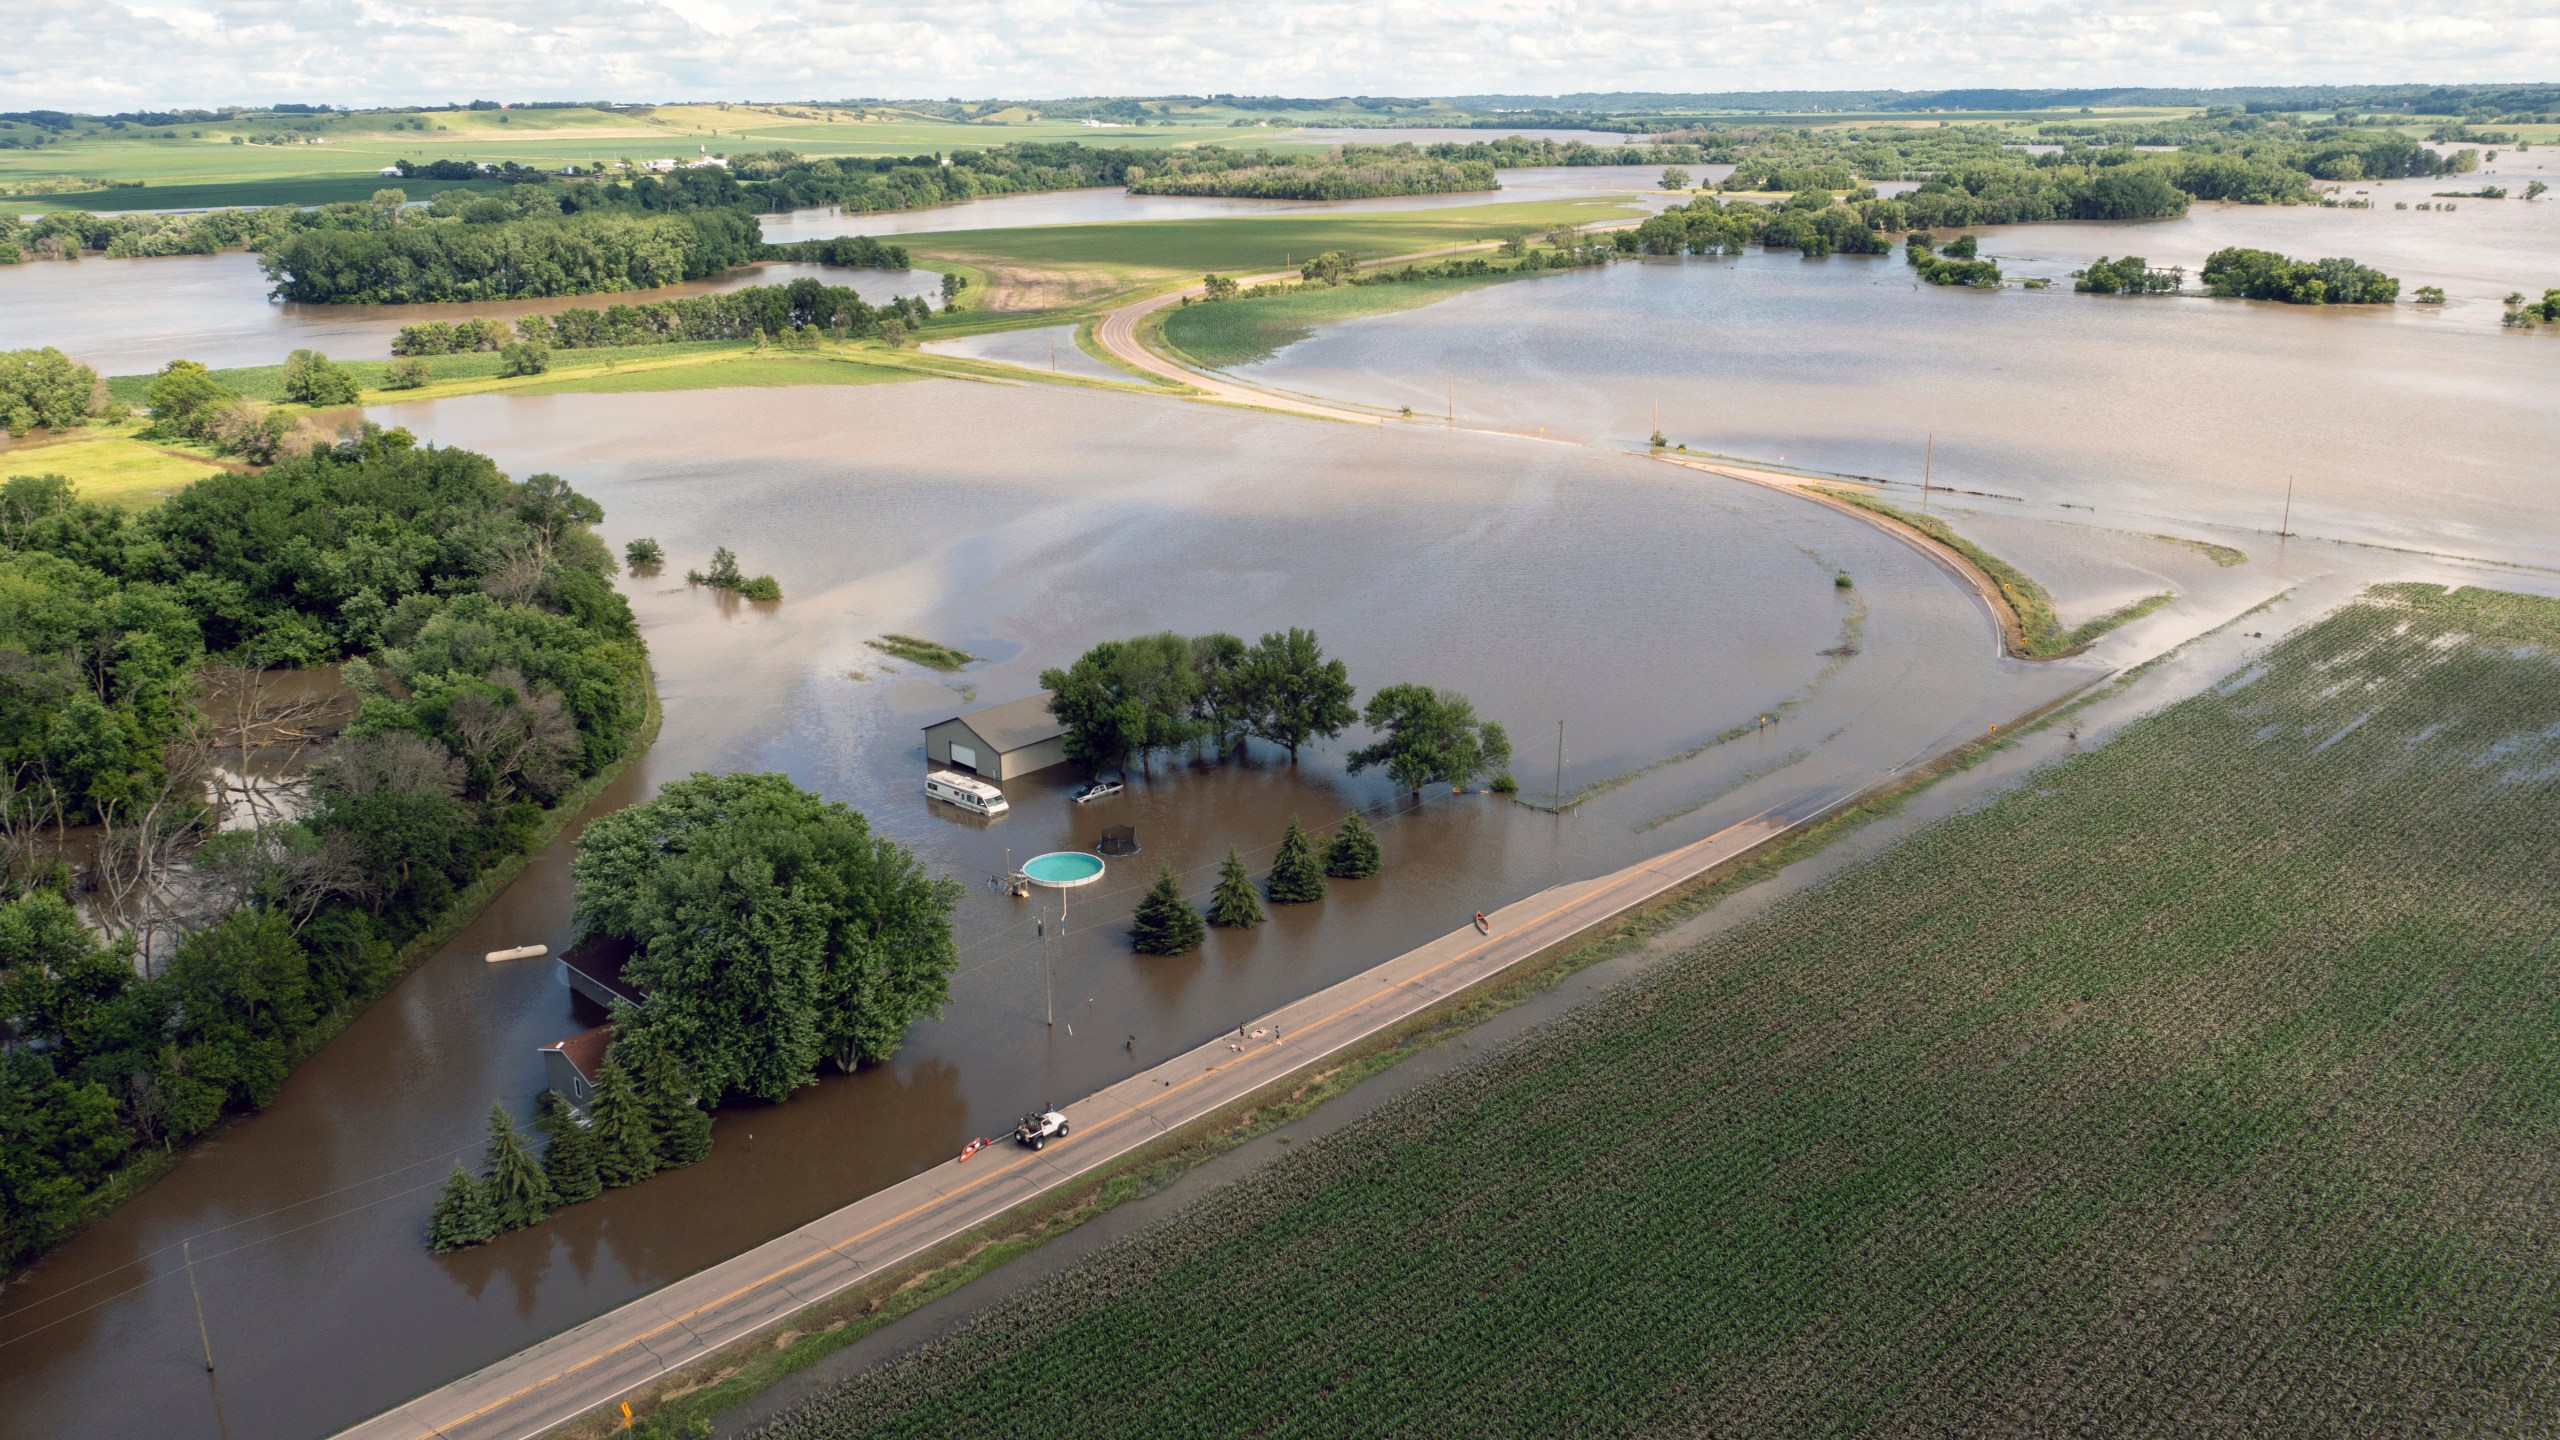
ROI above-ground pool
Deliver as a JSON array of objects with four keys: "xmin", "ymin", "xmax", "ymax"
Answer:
[{"xmin": 1022, "ymin": 851, "xmax": 1106, "ymax": 888}]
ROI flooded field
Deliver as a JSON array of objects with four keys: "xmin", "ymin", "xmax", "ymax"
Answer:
[
  {"xmin": 0, "ymin": 382, "xmax": 2048, "ymax": 1440},
  {"xmin": 1233, "ymin": 202, "xmax": 2560, "ymax": 567},
  {"xmin": 2, "ymin": 168, "xmax": 1671, "ymax": 376},
  {"xmin": 0, "ymin": 257, "xmax": 941, "ymax": 377},
  {"xmin": 6, "ymin": 147, "xmax": 2553, "ymax": 1440}
]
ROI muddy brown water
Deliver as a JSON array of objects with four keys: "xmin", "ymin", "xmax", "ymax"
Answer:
[
  {"xmin": 0, "ymin": 169, "xmax": 1678, "ymax": 379},
  {"xmin": 0, "ymin": 380, "xmax": 2052, "ymax": 1440},
  {"xmin": 1232, "ymin": 184, "xmax": 2560, "ymax": 568},
  {"xmin": 14, "ymin": 171, "xmax": 2547, "ymax": 1440}
]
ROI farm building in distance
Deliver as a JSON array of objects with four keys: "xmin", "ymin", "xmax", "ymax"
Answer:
[{"xmin": 922, "ymin": 692, "xmax": 1068, "ymax": 780}]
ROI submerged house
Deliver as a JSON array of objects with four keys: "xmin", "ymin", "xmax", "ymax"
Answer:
[
  {"xmin": 540, "ymin": 939, "xmax": 643, "ymax": 1113},
  {"xmin": 539, "ymin": 1024, "xmax": 613, "ymax": 1111},
  {"xmin": 921, "ymin": 692, "xmax": 1069, "ymax": 781}
]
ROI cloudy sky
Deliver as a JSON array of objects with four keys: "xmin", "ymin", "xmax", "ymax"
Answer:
[{"xmin": 5, "ymin": 1, "xmax": 2555, "ymax": 111}]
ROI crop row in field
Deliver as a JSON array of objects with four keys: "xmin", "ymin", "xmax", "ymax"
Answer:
[{"xmin": 750, "ymin": 583, "xmax": 2560, "ymax": 1440}]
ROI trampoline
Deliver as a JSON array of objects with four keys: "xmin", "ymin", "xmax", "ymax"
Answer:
[{"xmin": 1097, "ymin": 825, "xmax": 1140, "ymax": 857}]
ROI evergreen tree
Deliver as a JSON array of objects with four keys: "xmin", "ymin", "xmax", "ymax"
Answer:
[
  {"xmin": 1208, "ymin": 847, "xmax": 1265, "ymax": 929},
  {"xmin": 1129, "ymin": 860, "xmax": 1206, "ymax": 956},
  {"xmin": 533, "ymin": 1089, "xmax": 602, "ymax": 1205},
  {"xmin": 1325, "ymin": 813, "xmax": 1383, "ymax": 879},
  {"xmin": 588, "ymin": 1048, "xmax": 661, "ymax": 1187},
  {"xmin": 426, "ymin": 1162, "xmax": 499, "ymax": 1253},
  {"xmin": 642, "ymin": 1051, "xmax": 715, "ymax": 1168},
  {"xmin": 1265, "ymin": 816, "xmax": 1327, "ymax": 904},
  {"xmin": 481, "ymin": 1101, "xmax": 556, "ymax": 1231}
]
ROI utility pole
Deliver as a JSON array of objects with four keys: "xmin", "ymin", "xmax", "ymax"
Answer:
[
  {"xmin": 1553, "ymin": 720, "xmax": 1565, "ymax": 811},
  {"xmin": 1923, "ymin": 433, "xmax": 1934, "ymax": 504},
  {"xmin": 184, "ymin": 1240, "xmax": 215, "ymax": 1373},
  {"xmin": 2280, "ymin": 473, "xmax": 2296, "ymax": 537}
]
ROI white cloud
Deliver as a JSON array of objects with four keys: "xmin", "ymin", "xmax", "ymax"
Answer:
[{"xmin": 1, "ymin": 0, "xmax": 2554, "ymax": 109}]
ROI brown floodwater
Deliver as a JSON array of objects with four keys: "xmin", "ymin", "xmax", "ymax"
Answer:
[
  {"xmin": 0, "ymin": 381, "xmax": 2051, "ymax": 1440},
  {"xmin": 0, "ymin": 169, "xmax": 1676, "ymax": 379},
  {"xmin": 1233, "ymin": 188, "xmax": 2560, "ymax": 568},
  {"xmin": 0, "ymin": 258, "xmax": 940, "ymax": 378},
  {"xmin": 17, "ymin": 162, "xmax": 2546, "ymax": 1440}
]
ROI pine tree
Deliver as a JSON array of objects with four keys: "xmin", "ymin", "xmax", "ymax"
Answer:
[
  {"xmin": 1208, "ymin": 847, "xmax": 1265, "ymax": 928},
  {"xmin": 534, "ymin": 1089, "xmax": 603, "ymax": 1206},
  {"xmin": 426, "ymin": 1162, "xmax": 499, "ymax": 1254},
  {"xmin": 642, "ymin": 1051, "xmax": 715, "ymax": 1168},
  {"xmin": 482, "ymin": 1101, "xmax": 556, "ymax": 1231},
  {"xmin": 1265, "ymin": 815, "xmax": 1327, "ymax": 904},
  {"xmin": 588, "ymin": 1049, "xmax": 661, "ymax": 1187},
  {"xmin": 1129, "ymin": 860, "xmax": 1206, "ymax": 956},
  {"xmin": 1325, "ymin": 813, "xmax": 1383, "ymax": 879}
]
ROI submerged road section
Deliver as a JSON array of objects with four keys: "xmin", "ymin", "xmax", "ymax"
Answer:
[{"xmin": 333, "ymin": 774, "xmax": 1913, "ymax": 1440}]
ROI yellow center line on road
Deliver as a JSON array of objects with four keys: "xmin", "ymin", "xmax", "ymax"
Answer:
[{"xmin": 400, "ymin": 801, "xmax": 1788, "ymax": 1440}]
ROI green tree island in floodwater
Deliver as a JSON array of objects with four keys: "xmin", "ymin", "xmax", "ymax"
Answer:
[{"xmin": 569, "ymin": 771, "xmax": 963, "ymax": 1100}]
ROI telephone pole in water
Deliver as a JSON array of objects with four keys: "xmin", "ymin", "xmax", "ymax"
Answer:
[
  {"xmin": 2280, "ymin": 474, "xmax": 2296, "ymax": 537},
  {"xmin": 184, "ymin": 1240, "xmax": 215, "ymax": 1373},
  {"xmin": 1554, "ymin": 720, "xmax": 1566, "ymax": 811},
  {"xmin": 1923, "ymin": 433, "xmax": 1934, "ymax": 503}
]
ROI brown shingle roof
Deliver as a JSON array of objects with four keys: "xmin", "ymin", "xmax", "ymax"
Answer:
[
  {"xmin": 542, "ymin": 1024, "xmax": 613, "ymax": 1083},
  {"xmin": 922, "ymin": 691, "xmax": 1065, "ymax": 754}
]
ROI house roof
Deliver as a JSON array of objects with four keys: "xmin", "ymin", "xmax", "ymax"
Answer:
[
  {"xmin": 560, "ymin": 936, "xmax": 644, "ymax": 1005},
  {"xmin": 922, "ymin": 691, "xmax": 1064, "ymax": 754},
  {"xmin": 541, "ymin": 1024, "xmax": 613, "ymax": 1083}
]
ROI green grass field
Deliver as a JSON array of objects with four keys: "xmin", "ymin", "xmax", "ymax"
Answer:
[
  {"xmin": 1160, "ymin": 272, "xmax": 1528, "ymax": 368},
  {"xmin": 0, "ymin": 427, "xmax": 230, "ymax": 506},
  {"xmin": 0, "ymin": 104, "xmax": 1235, "ymax": 211},
  {"xmin": 506, "ymin": 353, "xmax": 913, "ymax": 394},
  {"xmin": 755, "ymin": 582, "xmax": 2560, "ymax": 1439},
  {"xmin": 906, "ymin": 198, "xmax": 1641, "ymax": 309}
]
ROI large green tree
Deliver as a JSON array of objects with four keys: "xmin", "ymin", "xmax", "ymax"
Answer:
[
  {"xmin": 1245, "ymin": 628, "xmax": 1355, "ymax": 762},
  {"xmin": 1346, "ymin": 685, "xmax": 1512, "ymax": 798},
  {"xmin": 480, "ymin": 1101, "xmax": 555, "ymax": 1231},
  {"xmin": 1040, "ymin": 633, "xmax": 1201, "ymax": 779},
  {"xmin": 571, "ymin": 771, "xmax": 962, "ymax": 1100},
  {"xmin": 0, "ymin": 349, "xmax": 96, "ymax": 436}
]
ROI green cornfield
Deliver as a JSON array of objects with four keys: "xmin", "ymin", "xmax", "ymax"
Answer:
[{"xmin": 754, "ymin": 584, "xmax": 2560, "ymax": 1439}]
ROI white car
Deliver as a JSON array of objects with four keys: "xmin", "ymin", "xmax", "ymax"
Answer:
[
  {"xmin": 1072, "ymin": 777, "xmax": 1124, "ymax": 804},
  {"xmin": 1012, "ymin": 1108, "xmax": 1069, "ymax": 1150}
]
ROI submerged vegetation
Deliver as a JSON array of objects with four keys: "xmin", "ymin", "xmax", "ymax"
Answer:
[
  {"xmin": 686, "ymin": 546, "xmax": 782, "ymax": 601},
  {"xmin": 753, "ymin": 583, "xmax": 2560, "ymax": 1439},
  {"xmin": 2201, "ymin": 246, "xmax": 2400, "ymax": 304},
  {"xmin": 868, "ymin": 635, "xmax": 975, "ymax": 670}
]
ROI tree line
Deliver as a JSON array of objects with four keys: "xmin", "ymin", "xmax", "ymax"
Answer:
[
  {"xmin": 394, "ymin": 279, "xmax": 936, "ymax": 354},
  {"xmin": 0, "ymin": 431, "xmax": 650, "ymax": 1274},
  {"xmin": 1126, "ymin": 144, "xmax": 1496, "ymax": 201},
  {"xmin": 2074, "ymin": 255, "xmax": 2185, "ymax": 294},
  {"xmin": 2200, "ymin": 247, "xmax": 2400, "ymax": 304},
  {"xmin": 1128, "ymin": 812, "xmax": 1385, "ymax": 957},
  {"xmin": 1038, "ymin": 629, "xmax": 1512, "ymax": 796}
]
